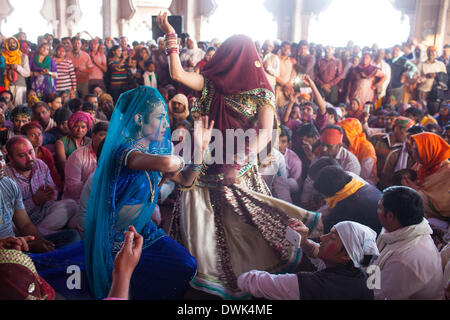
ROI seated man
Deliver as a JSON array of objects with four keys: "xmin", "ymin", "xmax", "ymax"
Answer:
[
  {"xmin": 373, "ymin": 186, "xmax": 444, "ymax": 300},
  {"xmin": 292, "ymin": 123, "xmax": 320, "ymax": 181},
  {"xmin": 0, "ymin": 105, "xmax": 31, "ymax": 149},
  {"xmin": 370, "ymin": 116, "xmax": 415, "ymax": 184},
  {"xmin": 43, "ymin": 107, "xmax": 72, "ymax": 153},
  {"xmin": 5, "ymin": 137, "xmax": 79, "ymax": 237},
  {"xmin": 21, "ymin": 122, "xmax": 63, "ymax": 194},
  {"xmin": 307, "ymin": 156, "xmax": 368, "ymax": 216},
  {"xmin": 62, "ymin": 121, "xmax": 108, "ymax": 203},
  {"xmin": 300, "ymin": 125, "xmax": 361, "ymax": 210},
  {"xmin": 0, "ymin": 149, "xmax": 77, "ymax": 252},
  {"xmin": 278, "ymin": 125, "xmax": 302, "ymax": 195},
  {"xmin": 314, "ymin": 166, "xmax": 382, "ymax": 235},
  {"xmin": 32, "ymin": 102, "xmax": 56, "ymax": 133},
  {"xmin": 260, "ymin": 148, "xmax": 292, "ymax": 203},
  {"xmin": 380, "ymin": 125, "xmax": 425, "ymax": 189},
  {"xmin": 237, "ymin": 220, "xmax": 379, "ymax": 300}
]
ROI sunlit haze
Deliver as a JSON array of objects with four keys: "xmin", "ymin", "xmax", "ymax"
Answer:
[{"xmin": 2, "ymin": 0, "xmax": 409, "ymax": 49}]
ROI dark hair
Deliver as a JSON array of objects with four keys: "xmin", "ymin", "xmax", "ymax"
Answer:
[
  {"xmin": 108, "ymin": 45, "xmax": 121, "ymax": 59},
  {"xmin": 71, "ymin": 37, "xmax": 81, "ymax": 45},
  {"xmin": 0, "ymin": 97, "xmax": 7, "ymax": 105},
  {"xmin": 1, "ymin": 90, "xmax": 14, "ymax": 101},
  {"xmin": 89, "ymin": 84, "xmax": 105, "ymax": 94},
  {"xmin": 96, "ymin": 136, "xmax": 105, "ymax": 160},
  {"xmin": 407, "ymin": 125, "xmax": 426, "ymax": 135},
  {"xmin": 281, "ymin": 41, "xmax": 291, "ymax": 48},
  {"xmin": 32, "ymin": 101, "xmax": 50, "ymax": 114},
  {"xmin": 405, "ymin": 107, "xmax": 423, "ymax": 120},
  {"xmin": 314, "ymin": 166, "xmax": 352, "ymax": 197},
  {"xmin": 173, "ymin": 120, "xmax": 192, "ymax": 131},
  {"xmin": 68, "ymin": 98, "xmax": 83, "ymax": 113},
  {"xmin": 308, "ymin": 157, "xmax": 341, "ymax": 181},
  {"xmin": 92, "ymin": 121, "xmax": 109, "ymax": 135},
  {"xmin": 279, "ymin": 125, "xmax": 292, "ymax": 141},
  {"xmin": 11, "ymin": 105, "xmax": 32, "ymax": 120},
  {"xmin": 326, "ymin": 107, "xmax": 338, "ymax": 123},
  {"xmin": 321, "ymin": 124, "xmax": 344, "ymax": 136},
  {"xmin": 144, "ymin": 60, "xmax": 155, "ymax": 69},
  {"xmin": 84, "ymin": 94, "xmax": 97, "ymax": 102},
  {"xmin": 43, "ymin": 93, "xmax": 59, "ymax": 104},
  {"xmin": 425, "ymin": 123, "xmax": 442, "ymax": 134},
  {"xmin": 298, "ymin": 40, "xmax": 308, "ymax": 47},
  {"xmin": 82, "ymin": 102, "xmax": 95, "ymax": 113},
  {"xmin": 20, "ymin": 121, "xmax": 43, "ymax": 136},
  {"xmin": 297, "ymin": 123, "xmax": 319, "ymax": 138},
  {"xmin": 206, "ymin": 46, "xmax": 216, "ymax": 54},
  {"xmin": 53, "ymin": 108, "xmax": 72, "ymax": 125},
  {"xmin": 381, "ymin": 186, "xmax": 424, "ymax": 227}
]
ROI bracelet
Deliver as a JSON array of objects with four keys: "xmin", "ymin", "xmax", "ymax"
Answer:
[
  {"xmin": 174, "ymin": 155, "xmax": 185, "ymax": 174},
  {"xmin": 189, "ymin": 163, "xmax": 203, "ymax": 172},
  {"xmin": 164, "ymin": 33, "xmax": 179, "ymax": 56}
]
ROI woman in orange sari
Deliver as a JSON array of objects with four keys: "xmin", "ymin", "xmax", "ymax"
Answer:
[
  {"xmin": 338, "ymin": 117, "xmax": 378, "ymax": 185},
  {"xmin": 402, "ymin": 132, "xmax": 450, "ymax": 220}
]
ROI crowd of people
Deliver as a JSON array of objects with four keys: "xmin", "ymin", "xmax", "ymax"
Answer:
[{"xmin": 0, "ymin": 12, "xmax": 449, "ymax": 300}]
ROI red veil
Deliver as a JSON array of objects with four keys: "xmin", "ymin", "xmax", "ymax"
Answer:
[{"xmin": 196, "ymin": 35, "xmax": 277, "ymax": 177}]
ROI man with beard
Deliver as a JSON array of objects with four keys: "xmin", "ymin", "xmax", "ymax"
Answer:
[
  {"xmin": 4, "ymin": 137, "xmax": 80, "ymax": 246},
  {"xmin": 0, "ymin": 148, "xmax": 55, "ymax": 253},
  {"xmin": 2, "ymin": 37, "xmax": 31, "ymax": 106}
]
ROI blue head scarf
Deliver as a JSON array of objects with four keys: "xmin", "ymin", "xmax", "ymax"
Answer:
[{"xmin": 84, "ymin": 86, "xmax": 172, "ymax": 299}]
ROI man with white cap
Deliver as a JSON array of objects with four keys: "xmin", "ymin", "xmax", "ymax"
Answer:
[{"xmin": 237, "ymin": 220, "xmax": 379, "ymax": 300}]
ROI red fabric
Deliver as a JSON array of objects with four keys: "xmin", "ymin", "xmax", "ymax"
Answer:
[
  {"xmin": 0, "ymin": 255, "xmax": 55, "ymax": 300},
  {"xmin": 38, "ymin": 146, "xmax": 63, "ymax": 193},
  {"xmin": 202, "ymin": 34, "xmax": 273, "ymax": 96},
  {"xmin": 321, "ymin": 128, "xmax": 343, "ymax": 145},
  {"xmin": 199, "ymin": 35, "xmax": 275, "ymax": 175}
]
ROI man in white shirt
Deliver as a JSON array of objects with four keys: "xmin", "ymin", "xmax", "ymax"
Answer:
[
  {"xmin": 373, "ymin": 186, "xmax": 444, "ymax": 300},
  {"xmin": 262, "ymin": 40, "xmax": 280, "ymax": 91},
  {"xmin": 417, "ymin": 46, "xmax": 447, "ymax": 102}
]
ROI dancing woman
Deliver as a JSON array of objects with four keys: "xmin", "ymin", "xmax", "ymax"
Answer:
[
  {"xmin": 84, "ymin": 86, "xmax": 214, "ymax": 299},
  {"xmin": 157, "ymin": 13, "xmax": 323, "ymax": 299}
]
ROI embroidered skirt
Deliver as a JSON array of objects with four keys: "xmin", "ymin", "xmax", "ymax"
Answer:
[{"xmin": 170, "ymin": 165, "xmax": 323, "ymax": 299}]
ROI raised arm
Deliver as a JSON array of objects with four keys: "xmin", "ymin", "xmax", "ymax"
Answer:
[
  {"xmin": 157, "ymin": 12, "xmax": 204, "ymax": 91},
  {"xmin": 303, "ymin": 74, "xmax": 326, "ymax": 116}
]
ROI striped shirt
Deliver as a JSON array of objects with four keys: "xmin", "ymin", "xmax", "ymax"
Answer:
[
  {"xmin": 56, "ymin": 59, "xmax": 77, "ymax": 92},
  {"xmin": 109, "ymin": 60, "xmax": 128, "ymax": 87},
  {"xmin": 5, "ymin": 159, "xmax": 57, "ymax": 225}
]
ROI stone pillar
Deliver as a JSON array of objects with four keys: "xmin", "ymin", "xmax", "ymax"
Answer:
[
  {"xmin": 413, "ymin": 0, "xmax": 444, "ymax": 48},
  {"xmin": 436, "ymin": 0, "xmax": 449, "ymax": 49},
  {"xmin": 0, "ymin": 0, "xmax": 13, "ymax": 32}
]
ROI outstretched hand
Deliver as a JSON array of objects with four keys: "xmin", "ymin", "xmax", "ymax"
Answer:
[
  {"xmin": 156, "ymin": 11, "xmax": 176, "ymax": 34},
  {"xmin": 193, "ymin": 116, "xmax": 215, "ymax": 154}
]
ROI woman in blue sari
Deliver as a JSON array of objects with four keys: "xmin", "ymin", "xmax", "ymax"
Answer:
[
  {"xmin": 83, "ymin": 86, "xmax": 213, "ymax": 299},
  {"xmin": 30, "ymin": 86, "xmax": 213, "ymax": 300}
]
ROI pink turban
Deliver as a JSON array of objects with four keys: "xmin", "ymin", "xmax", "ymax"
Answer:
[{"xmin": 68, "ymin": 111, "xmax": 93, "ymax": 130}]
